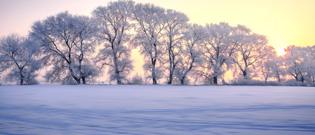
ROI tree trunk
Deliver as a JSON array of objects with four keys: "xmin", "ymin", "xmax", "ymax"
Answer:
[
  {"xmin": 168, "ymin": 46, "xmax": 172, "ymax": 85},
  {"xmin": 168, "ymin": 73, "xmax": 173, "ymax": 84},
  {"xmin": 277, "ymin": 74, "xmax": 281, "ymax": 83},
  {"xmin": 69, "ymin": 68, "xmax": 81, "ymax": 85},
  {"xmin": 180, "ymin": 77, "xmax": 185, "ymax": 85},
  {"xmin": 180, "ymin": 57, "xmax": 194, "ymax": 85},
  {"xmin": 82, "ymin": 77, "xmax": 86, "ymax": 85},
  {"xmin": 168, "ymin": 61, "xmax": 176, "ymax": 85},
  {"xmin": 152, "ymin": 77, "xmax": 157, "ymax": 85},
  {"xmin": 19, "ymin": 69, "xmax": 24, "ymax": 85},
  {"xmin": 20, "ymin": 74, "xmax": 24, "ymax": 85},
  {"xmin": 151, "ymin": 43, "xmax": 158, "ymax": 85},
  {"xmin": 75, "ymin": 78, "xmax": 81, "ymax": 84},
  {"xmin": 264, "ymin": 75, "xmax": 268, "ymax": 84},
  {"xmin": 113, "ymin": 54, "xmax": 122, "ymax": 84},
  {"xmin": 168, "ymin": 80, "xmax": 172, "ymax": 84},
  {"xmin": 152, "ymin": 65, "xmax": 157, "ymax": 85},
  {"xmin": 168, "ymin": 35, "xmax": 174, "ymax": 85},
  {"xmin": 116, "ymin": 71, "xmax": 122, "ymax": 85},
  {"xmin": 113, "ymin": 58, "xmax": 122, "ymax": 85},
  {"xmin": 242, "ymin": 70, "xmax": 248, "ymax": 79},
  {"xmin": 213, "ymin": 76, "xmax": 218, "ymax": 85}
]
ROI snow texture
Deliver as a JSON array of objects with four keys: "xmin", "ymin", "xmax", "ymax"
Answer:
[{"xmin": 0, "ymin": 85, "xmax": 315, "ymax": 135}]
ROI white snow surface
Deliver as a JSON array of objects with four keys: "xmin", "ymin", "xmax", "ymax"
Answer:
[{"xmin": 0, "ymin": 85, "xmax": 315, "ymax": 135}]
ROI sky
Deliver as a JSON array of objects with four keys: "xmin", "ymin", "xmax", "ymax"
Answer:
[{"xmin": 0, "ymin": 0, "xmax": 314, "ymax": 51}]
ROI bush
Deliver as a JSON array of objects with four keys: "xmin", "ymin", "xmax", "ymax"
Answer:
[
  {"xmin": 231, "ymin": 79, "xmax": 282, "ymax": 86},
  {"xmin": 128, "ymin": 76, "xmax": 144, "ymax": 85}
]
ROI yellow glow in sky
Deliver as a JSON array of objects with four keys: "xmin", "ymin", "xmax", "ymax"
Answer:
[
  {"xmin": 0, "ymin": 0, "xmax": 314, "ymax": 50},
  {"xmin": 142, "ymin": 0, "xmax": 315, "ymax": 49}
]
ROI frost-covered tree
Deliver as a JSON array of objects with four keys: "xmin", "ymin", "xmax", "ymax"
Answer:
[
  {"xmin": 284, "ymin": 46, "xmax": 315, "ymax": 84},
  {"xmin": 164, "ymin": 9, "xmax": 189, "ymax": 84},
  {"xmin": 260, "ymin": 46, "xmax": 283, "ymax": 83},
  {"xmin": 132, "ymin": 3, "xmax": 166, "ymax": 84},
  {"xmin": 200, "ymin": 23, "xmax": 237, "ymax": 85},
  {"xmin": 31, "ymin": 12, "xmax": 97, "ymax": 84},
  {"xmin": 287, "ymin": 46, "xmax": 306, "ymax": 83},
  {"xmin": 263, "ymin": 59, "xmax": 284, "ymax": 83},
  {"xmin": 0, "ymin": 35, "xmax": 40, "ymax": 85},
  {"xmin": 232, "ymin": 25, "xmax": 268, "ymax": 80},
  {"xmin": 304, "ymin": 46, "xmax": 315, "ymax": 84},
  {"xmin": 93, "ymin": 1, "xmax": 134, "ymax": 84},
  {"xmin": 174, "ymin": 24, "xmax": 204, "ymax": 85}
]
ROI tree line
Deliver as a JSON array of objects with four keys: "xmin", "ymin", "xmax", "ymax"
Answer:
[{"xmin": 0, "ymin": 0, "xmax": 314, "ymax": 86}]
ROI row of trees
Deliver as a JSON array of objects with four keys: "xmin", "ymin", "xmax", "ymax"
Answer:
[{"xmin": 0, "ymin": 0, "xmax": 314, "ymax": 85}]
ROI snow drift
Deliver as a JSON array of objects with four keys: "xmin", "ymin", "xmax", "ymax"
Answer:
[{"xmin": 0, "ymin": 85, "xmax": 314, "ymax": 135}]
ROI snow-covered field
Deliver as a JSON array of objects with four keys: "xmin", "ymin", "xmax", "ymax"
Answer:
[{"xmin": 0, "ymin": 85, "xmax": 314, "ymax": 135}]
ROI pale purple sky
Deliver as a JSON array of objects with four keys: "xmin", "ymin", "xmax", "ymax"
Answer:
[
  {"xmin": 1, "ymin": 0, "xmax": 314, "ymax": 49},
  {"xmin": 0, "ymin": 0, "xmax": 107, "ymax": 36}
]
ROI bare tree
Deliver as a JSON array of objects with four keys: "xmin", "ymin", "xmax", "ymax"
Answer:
[
  {"xmin": 174, "ymin": 24, "xmax": 205, "ymax": 85},
  {"xmin": 93, "ymin": 1, "xmax": 134, "ymax": 84},
  {"xmin": 0, "ymin": 35, "xmax": 40, "ymax": 85},
  {"xmin": 164, "ymin": 9, "xmax": 189, "ymax": 84},
  {"xmin": 31, "ymin": 12, "xmax": 97, "ymax": 84},
  {"xmin": 132, "ymin": 3, "xmax": 166, "ymax": 85}
]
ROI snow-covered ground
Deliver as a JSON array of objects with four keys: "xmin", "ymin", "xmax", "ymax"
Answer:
[{"xmin": 0, "ymin": 85, "xmax": 314, "ymax": 135}]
